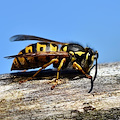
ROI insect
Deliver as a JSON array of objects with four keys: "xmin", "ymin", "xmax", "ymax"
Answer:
[{"xmin": 5, "ymin": 35, "xmax": 98, "ymax": 93}]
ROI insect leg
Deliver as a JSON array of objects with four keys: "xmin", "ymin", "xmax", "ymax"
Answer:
[
  {"xmin": 57, "ymin": 58, "xmax": 66, "ymax": 79},
  {"xmin": 73, "ymin": 62, "xmax": 92, "ymax": 79},
  {"xmin": 51, "ymin": 58, "xmax": 66, "ymax": 90},
  {"xmin": 19, "ymin": 58, "xmax": 59, "ymax": 83},
  {"xmin": 73, "ymin": 62, "xmax": 94, "ymax": 93}
]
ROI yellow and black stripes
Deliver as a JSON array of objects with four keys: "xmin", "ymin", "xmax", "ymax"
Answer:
[
  {"xmin": 61, "ymin": 43, "xmax": 85, "ymax": 52},
  {"xmin": 11, "ymin": 42, "xmax": 59, "ymax": 70},
  {"xmin": 6, "ymin": 34, "xmax": 99, "ymax": 93},
  {"xmin": 20, "ymin": 42, "xmax": 58, "ymax": 54}
]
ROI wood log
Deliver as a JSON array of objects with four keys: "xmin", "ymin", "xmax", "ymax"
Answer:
[{"xmin": 0, "ymin": 62, "xmax": 120, "ymax": 119}]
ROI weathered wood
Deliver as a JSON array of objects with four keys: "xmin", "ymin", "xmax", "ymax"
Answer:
[{"xmin": 0, "ymin": 62, "xmax": 120, "ymax": 120}]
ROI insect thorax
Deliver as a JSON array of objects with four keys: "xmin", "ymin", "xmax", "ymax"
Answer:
[
  {"xmin": 58, "ymin": 43, "xmax": 95, "ymax": 73},
  {"xmin": 54, "ymin": 43, "xmax": 86, "ymax": 69}
]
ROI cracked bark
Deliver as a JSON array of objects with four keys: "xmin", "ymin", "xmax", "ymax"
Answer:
[{"xmin": 0, "ymin": 62, "xmax": 120, "ymax": 120}]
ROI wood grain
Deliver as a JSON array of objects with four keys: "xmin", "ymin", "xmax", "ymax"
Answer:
[{"xmin": 0, "ymin": 62, "xmax": 120, "ymax": 119}]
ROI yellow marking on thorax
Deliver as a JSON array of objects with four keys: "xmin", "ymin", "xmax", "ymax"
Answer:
[
  {"xmin": 37, "ymin": 43, "xmax": 46, "ymax": 52},
  {"xmin": 75, "ymin": 51, "xmax": 85, "ymax": 56},
  {"xmin": 50, "ymin": 44, "xmax": 58, "ymax": 51},
  {"xmin": 69, "ymin": 51, "xmax": 74, "ymax": 56},
  {"xmin": 25, "ymin": 46, "xmax": 33, "ymax": 53},
  {"xmin": 69, "ymin": 51, "xmax": 76, "ymax": 62},
  {"xmin": 71, "ymin": 57, "xmax": 76, "ymax": 62}
]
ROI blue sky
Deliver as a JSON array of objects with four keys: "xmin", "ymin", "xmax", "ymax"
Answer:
[{"xmin": 0, "ymin": 0, "xmax": 120, "ymax": 74}]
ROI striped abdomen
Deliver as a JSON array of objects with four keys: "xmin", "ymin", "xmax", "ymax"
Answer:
[{"xmin": 11, "ymin": 42, "xmax": 58, "ymax": 70}]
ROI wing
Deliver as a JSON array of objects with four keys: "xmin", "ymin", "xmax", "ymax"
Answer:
[
  {"xmin": 5, "ymin": 51, "xmax": 69, "ymax": 59},
  {"xmin": 10, "ymin": 35, "xmax": 66, "ymax": 45}
]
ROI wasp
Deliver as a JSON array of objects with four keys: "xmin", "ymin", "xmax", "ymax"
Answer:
[{"xmin": 5, "ymin": 35, "xmax": 98, "ymax": 93}]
